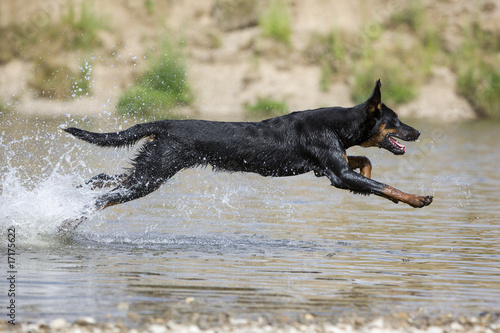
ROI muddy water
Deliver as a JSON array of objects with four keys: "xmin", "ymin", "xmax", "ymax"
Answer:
[{"xmin": 0, "ymin": 115, "xmax": 499, "ymax": 323}]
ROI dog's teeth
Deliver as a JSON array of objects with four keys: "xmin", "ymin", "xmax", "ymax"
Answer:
[{"xmin": 389, "ymin": 137, "xmax": 405, "ymax": 150}]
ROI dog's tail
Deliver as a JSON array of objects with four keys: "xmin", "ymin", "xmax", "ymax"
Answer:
[{"xmin": 63, "ymin": 123, "xmax": 161, "ymax": 147}]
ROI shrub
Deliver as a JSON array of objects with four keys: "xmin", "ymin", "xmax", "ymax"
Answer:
[
  {"xmin": 245, "ymin": 96, "xmax": 288, "ymax": 116},
  {"xmin": 61, "ymin": 0, "xmax": 109, "ymax": 50},
  {"xmin": 30, "ymin": 58, "xmax": 93, "ymax": 99},
  {"xmin": 116, "ymin": 38, "xmax": 194, "ymax": 118},
  {"xmin": 1, "ymin": 0, "xmax": 108, "ymax": 62},
  {"xmin": 352, "ymin": 66, "xmax": 417, "ymax": 106},
  {"xmin": 0, "ymin": 101, "xmax": 10, "ymax": 116},
  {"xmin": 351, "ymin": 44, "xmax": 422, "ymax": 106},
  {"xmin": 389, "ymin": 0, "xmax": 426, "ymax": 34},
  {"xmin": 305, "ymin": 29, "xmax": 348, "ymax": 91},
  {"xmin": 30, "ymin": 61, "xmax": 72, "ymax": 99},
  {"xmin": 259, "ymin": 0, "xmax": 292, "ymax": 45},
  {"xmin": 213, "ymin": 0, "xmax": 259, "ymax": 31},
  {"xmin": 458, "ymin": 65, "xmax": 500, "ymax": 118},
  {"xmin": 72, "ymin": 59, "xmax": 93, "ymax": 97},
  {"xmin": 454, "ymin": 22, "xmax": 500, "ymax": 117}
]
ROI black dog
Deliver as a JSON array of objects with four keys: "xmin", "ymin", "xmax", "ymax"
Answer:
[{"xmin": 63, "ymin": 80, "xmax": 432, "ymax": 227}]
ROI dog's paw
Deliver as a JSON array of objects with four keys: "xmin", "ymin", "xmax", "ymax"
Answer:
[{"xmin": 408, "ymin": 195, "xmax": 433, "ymax": 208}]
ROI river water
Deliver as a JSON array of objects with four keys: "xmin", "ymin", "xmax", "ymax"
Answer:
[{"xmin": 0, "ymin": 114, "xmax": 499, "ymax": 323}]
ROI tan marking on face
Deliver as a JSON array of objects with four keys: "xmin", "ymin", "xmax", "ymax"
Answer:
[
  {"xmin": 342, "ymin": 153, "xmax": 348, "ymax": 162},
  {"xmin": 360, "ymin": 124, "xmax": 397, "ymax": 148}
]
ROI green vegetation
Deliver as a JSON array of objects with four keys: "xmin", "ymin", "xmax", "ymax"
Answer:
[
  {"xmin": 386, "ymin": 0, "xmax": 443, "ymax": 77},
  {"xmin": 454, "ymin": 23, "xmax": 500, "ymax": 117},
  {"xmin": 29, "ymin": 59, "xmax": 92, "ymax": 99},
  {"xmin": 72, "ymin": 59, "xmax": 93, "ymax": 97},
  {"xmin": 0, "ymin": 0, "xmax": 104, "ymax": 100},
  {"xmin": 307, "ymin": 0, "xmax": 442, "ymax": 106},
  {"xmin": 384, "ymin": 1, "xmax": 500, "ymax": 117},
  {"xmin": 1, "ymin": 0, "xmax": 108, "ymax": 62},
  {"xmin": 457, "ymin": 64, "xmax": 500, "ymax": 118},
  {"xmin": 213, "ymin": 0, "xmax": 259, "ymax": 31},
  {"xmin": 2, "ymin": 0, "xmax": 500, "ymax": 119},
  {"xmin": 259, "ymin": 0, "xmax": 292, "ymax": 45},
  {"xmin": 30, "ymin": 61, "xmax": 72, "ymax": 99},
  {"xmin": 29, "ymin": 58, "xmax": 93, "ymax": 99},
  {"xmin": 306, "ymin": 29, "xmax": 349, "ymax": 91},
  {"xmin": 350, "ymin": 42, "xmax": 434, "ymax": 105},
  {"xmin": 389, "ymin": 1, "xmax": 427, "ymax": 34},
  {"xmin": 116, "ymin": 38, "xmax": 194, "ymax": 119},
  {"xmin": 352, "ymin": 63, "xmax": 416, "ymax": 105},
  {"xmin": 144, "ymin": 0, "xmax": 155, "ymax": 15},
  {"xmin": 61, "ymin": 0, "xmax": 109, "ymax": 50},
  {"xmin": 245, "ymin": 96, "xmax": 288, "ymax": 116},
  {"xmin": 0, "ymin": 101, "xmax": 11, "ymax": 116},
  {"xmin": 304, "ymin": 0, "xmax": 500, "ymax": 118},
  {"xmin": 307, "ymin": 27, "xmax": 427, "ymax": 106}
]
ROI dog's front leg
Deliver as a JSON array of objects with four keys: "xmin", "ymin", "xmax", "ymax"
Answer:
[
  {"xmin": 380, "ymin": 186, "xmax": 433, "ymax": 208},
  {"xmin": 322, "ymin": 154, "xmax": 432, "ymax": 208},
  {"xmin": 331, "ymin": 169, "xmax": 432, "ymax": 207},
  {"xmin": 347, "ymin": 156, "xmax": 372, "ymax": 178}
]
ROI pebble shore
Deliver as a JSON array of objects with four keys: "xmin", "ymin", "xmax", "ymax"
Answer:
[{"xmin": 2, "ymin": 312, "xmax": 499, "ymax": 333}]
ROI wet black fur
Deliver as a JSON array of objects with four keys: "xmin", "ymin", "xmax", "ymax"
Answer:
[{"xmin": 64, "ymin": 80, "xmax": 425, "ymax": 210}]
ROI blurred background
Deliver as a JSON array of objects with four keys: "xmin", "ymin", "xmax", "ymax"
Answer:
[
  {"xmin": 1, "ymin": 0, "xmax": 499, "ymax": 122},
  {"xmin": 2, "ymin": 1, "xmax": 500, "ymax": 326}
]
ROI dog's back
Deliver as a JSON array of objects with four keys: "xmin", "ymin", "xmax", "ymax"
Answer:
[{"xmin": 62, "ymin": 80, "xmax": 432, "ymax": 229}]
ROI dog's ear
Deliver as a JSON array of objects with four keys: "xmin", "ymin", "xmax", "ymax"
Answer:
[{"xmin": 366, "ymin": 79, "xmax": 382, "ymax": 116}]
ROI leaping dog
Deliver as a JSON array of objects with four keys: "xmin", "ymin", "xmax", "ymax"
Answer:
[{"xmin": 62, "ymin": 80, "xmax": 432, "ymax": 230}]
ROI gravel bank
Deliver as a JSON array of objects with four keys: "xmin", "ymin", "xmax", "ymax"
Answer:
[{"xmin": 2, "ymin": 312, "xmax": 499, "ymax": 333}]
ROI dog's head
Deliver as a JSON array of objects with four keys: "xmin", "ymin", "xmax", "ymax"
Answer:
[{"xmin": 360, "ymin": 80, "xmax": 420, "ymax": 155}]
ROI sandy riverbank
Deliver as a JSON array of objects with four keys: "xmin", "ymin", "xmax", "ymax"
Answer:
[{"xmin": 3, "ymin": 0, "xmax": 498, "ymax": 121}]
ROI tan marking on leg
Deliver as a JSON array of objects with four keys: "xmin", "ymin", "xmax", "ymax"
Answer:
[
  {"xmin": 382, "ymin": 186, "xmax": 433, "ymax": 208},
  {"xmin": 347, "ymin": 156, "xmax": 372, "ymax": 178}
]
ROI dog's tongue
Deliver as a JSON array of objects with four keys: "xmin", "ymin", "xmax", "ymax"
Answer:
[{"xmin": 390, "ymin": 137, "xmax": 406, "ymax": 153}]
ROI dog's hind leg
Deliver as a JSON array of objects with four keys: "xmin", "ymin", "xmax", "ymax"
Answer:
[
  {"xmin": 59, "ymin": 216, "xmax": 88, "ymax": 232},
  {"xmin": 85, "ymin": 173, "xmax": 130, "ymax": 190},
  {"xmin": 59, "ymin": 172, "xmax": 165, "ymax": 231},
  {"xmin": 347, "ymin": 156, "xmax": 372, "ymax": 178},
  {"xmin": 93, "ymin": 146, "xmax": 186, "ymax": 210},
  {"xmin": 94, "ymin": 173, "xmax": 165, "ymax": 210}
]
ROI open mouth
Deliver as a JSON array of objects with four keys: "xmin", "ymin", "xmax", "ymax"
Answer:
[{"xmin": 386, "ymin": 135, "xmax": 406, "ymax": 155}]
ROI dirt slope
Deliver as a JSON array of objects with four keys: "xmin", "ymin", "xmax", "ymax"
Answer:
[{"xmin": 1, "ymin": 0, "xmax": 498, "ymax": 120}]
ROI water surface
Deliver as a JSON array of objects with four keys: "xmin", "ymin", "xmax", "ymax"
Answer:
[{"xmin": 1, "ymin": 115, "xmax": 499, "ymax": 322}]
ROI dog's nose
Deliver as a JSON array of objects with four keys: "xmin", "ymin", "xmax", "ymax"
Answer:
[{"xmin": 414, "ymin": 130, "xmax": 420, "ymax": 139}]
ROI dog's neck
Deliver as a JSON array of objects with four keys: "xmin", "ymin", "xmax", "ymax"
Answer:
[{"xmin": 328, "ymin": 106, "xmax": 378, "ymax": 149}]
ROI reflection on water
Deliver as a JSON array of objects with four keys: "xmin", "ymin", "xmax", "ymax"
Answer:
[{"xmin": 1, "ymin": 115, "xmax": 499, "ymax": 322}]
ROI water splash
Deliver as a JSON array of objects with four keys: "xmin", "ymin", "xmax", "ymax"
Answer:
[
  {"xmin": 0, "ymin": 167, "xmax": 97, "ymax": 242},
  {"xmin": 0, "ymin": 120, "xmax": 100, "ymax": 244}
]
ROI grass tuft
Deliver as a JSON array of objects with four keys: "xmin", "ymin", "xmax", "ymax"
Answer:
[
  {"xmin": 0, "ymin": 101, "xmax": 11, "ymax": 116},
  {"xmin": 245, "ymin": 96, "xmax": 288, "ymax": 117},
  {"xmin": 305, "ymin": 29, "xmax": 348, "ymax": 91},
  {"xmin": 61, "ymin": 0, "xmax": 109, "ymax": 50},
  {"xmin": 455, "ymin": 23, "xmax": 500, "ymax": 117},
  {"xmin": 116, "ymin": 37, "xmax": 194, "ymax": 119},
  {"xmin": 259, "ymin": 0, "xmax": 292, "ymax": 45},
  {"xmin": 72, "ymin": 59, "xmax": 93, "ymax": 97}
]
